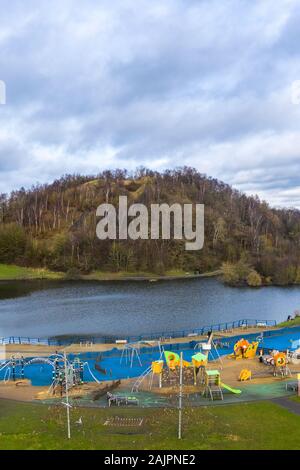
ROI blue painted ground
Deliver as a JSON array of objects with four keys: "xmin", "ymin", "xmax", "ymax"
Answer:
[
  {"xmin": 1, "ymin": 326, "xmax": 300, "ymax": 386},
  {"xmin": 259, "ymin": 329, "xmax": 300, "ymax": 352}
]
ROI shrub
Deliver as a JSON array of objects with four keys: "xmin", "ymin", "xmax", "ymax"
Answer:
[
  {"xmin": 247, "ymin": 270, "xmax": 262, "ymax": 287},
  {"xmin": 222, "ymin": 259, "xmax": 252, "ymax": 285}
]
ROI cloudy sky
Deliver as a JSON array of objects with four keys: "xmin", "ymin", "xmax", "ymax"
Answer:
[{"xmin": 1, "ymin": 0, "xmax": 300, "ymax": 207}]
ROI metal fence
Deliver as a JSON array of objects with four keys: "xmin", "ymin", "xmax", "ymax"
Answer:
[{"xmin": 0, "ymin": 318, "xmax": 277, "ymax": 346}]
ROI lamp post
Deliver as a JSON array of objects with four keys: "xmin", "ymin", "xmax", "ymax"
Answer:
[
  {"xmin": 63, "ymin": 351, "xmax": 71, "ymax": 439},
  {"xmin": 178, "ymin": 352, "xmax": 183, "ymax": 439}
]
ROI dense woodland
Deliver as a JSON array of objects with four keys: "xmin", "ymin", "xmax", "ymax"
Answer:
[{"xmin": 1, "ymin": 167, "xmax": 300, "ymax": 285}]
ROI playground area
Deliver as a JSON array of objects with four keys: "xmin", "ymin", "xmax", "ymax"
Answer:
[{"xmin": 1, "ymin": 325, "xmax": 300, "ymax": 407}]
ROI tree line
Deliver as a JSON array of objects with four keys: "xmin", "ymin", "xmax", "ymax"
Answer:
[{"xmin": 1, "ymin": 167, "xmax": 300, "ymax": 285}]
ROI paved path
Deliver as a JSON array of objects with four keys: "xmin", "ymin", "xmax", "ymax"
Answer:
[{"xmin": 271, "ymin": 397, "xmax": 300, "ymax": 416}]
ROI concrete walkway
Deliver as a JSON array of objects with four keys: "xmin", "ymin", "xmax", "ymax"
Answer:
[{"xmin": 271, "ymin": 397, "xmax": 300, "ymax": 416}]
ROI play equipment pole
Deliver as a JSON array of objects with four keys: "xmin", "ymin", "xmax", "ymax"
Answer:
[
  {"xmin": 178, "ymin": 352, "xmax": 183, "ymax": 440},
  {"xmin": 64, "ymin": 351, "xmax": 71, "ymax": 440},
  {"xmin": 12, "ymin": 358, "xmax": 15, "ymax": 382},
  {"xmin": 298, "ymin": 373, "xmax": 300, "ymax": 398}
]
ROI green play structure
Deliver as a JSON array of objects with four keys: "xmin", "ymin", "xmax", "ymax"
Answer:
[{"xmin": 203, "ymin": 370, "xmax": 241, "ymax": 401}]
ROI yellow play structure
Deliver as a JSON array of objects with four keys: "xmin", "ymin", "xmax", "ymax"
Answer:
[
  {"xmin": 152, "ymin": 360, "xmax": 164, "ymax": 375},
  {"xmin": 191, "ymin": 352, "xmax": 208, "ymax": 385},
  {"xmin": 239, "ymin": 369, "xmax": 252, "ymax": 381},
  {"xmin": 149, "ymin": 360, "xmax": 164, "ymax": 388},
  {"xmin": 164, "ymin": 351, "xmax": 191, "ymax": 370},
  {"xmin": 203, "ymin": 369, "xmax": 242, "ymax": 400},
  {"xmin": 191, "ymin": 352, "xmax": 208, "ymax": 368},
  {"xmin": 273, "ymin": 352, "xmax": 286, "ymax": 367},
  {"xmin": 229, "ymin": 339, "xmax": 259, "ymax": 360},
  {"xmin": 272, "ymin": 352, "xmax": 291, "ymax": 377},
  {"xmin": 132, "ymin": 349, "xmax": 242, "ymax": 399},
  {"xmin": 203, "ymin": 370, "xmax": 223, "ymax": 400}
]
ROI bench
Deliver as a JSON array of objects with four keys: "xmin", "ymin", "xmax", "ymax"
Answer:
[{"xmin": 107, "ymin": 392, "xmax": 139, "ymax": 407}]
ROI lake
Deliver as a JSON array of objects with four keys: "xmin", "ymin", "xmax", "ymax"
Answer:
[{"xmin": 0, "ymin": 278, "xmax": 299, "ymax": 339}]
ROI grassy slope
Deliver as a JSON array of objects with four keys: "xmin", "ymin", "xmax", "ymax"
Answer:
[
  {"xmin": 278, "ymin": 317, "xmax": 300, "ymax": 328},
  {"xmin": 0, "ymin": 400, "xmax": 299, "ymax": 450}
]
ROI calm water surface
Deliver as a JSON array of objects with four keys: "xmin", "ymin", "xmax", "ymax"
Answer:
[{"xmin": 0, "ymin": 278, "xmax": 299, "ymax": 338}]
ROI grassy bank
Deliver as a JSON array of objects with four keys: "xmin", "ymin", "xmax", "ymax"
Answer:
[
  {"xmin": 82, "ymin": 269, "xmax": 221, "ymax": 281},
  {"xmin": 0, "ymin": 399, "xmax": 299, "ymax": 450},
  {"xmin": 278, "ymin": 317, "xmax": 300, "ymax": 328},
  {"xmin": 0, "ymin": 263, "xmax": 221, "ymax": 282},
  {"xmin": 0, "ymin": 264, "xmax": 64, "ymax": 281}
]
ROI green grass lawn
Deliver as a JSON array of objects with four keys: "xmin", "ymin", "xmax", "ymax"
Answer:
[
  {"xmin": 278, "ymin": 317, "xmax": 300, "ymax": 328},
  {"xmin": 291, "ymin": 396, "xmax": 300, "ymax": 403},
  {"xmin": 83, "ymin": 270, "xmax": 163, "ymax": 280},
  {"xmin": 0, "ymin": 400, "xmax": 299, "ymax": 450},
  {"xmin": 0, "ymin": 264, "xmax": 64, "ymax": 280}
]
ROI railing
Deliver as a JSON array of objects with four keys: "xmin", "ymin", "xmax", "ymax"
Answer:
[
  {"xmin": 0, "ymin": 337, "xmax": 57, "ymax": 346},
  {"xmin": 0, "ymin": 318, "xmax": 277, "ymax": 347}
]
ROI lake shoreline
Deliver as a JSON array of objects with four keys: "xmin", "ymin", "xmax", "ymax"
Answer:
[
  {"xmin": 2, "ymin": 263, "xmax": 300, "ymax": 288},
  {"xmin": 0, "ymin": 263, "xmax": 221, "ymax": 283}
]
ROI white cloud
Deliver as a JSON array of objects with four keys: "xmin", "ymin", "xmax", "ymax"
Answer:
[{"xmin": 0, "ymin": 0, "xmax": 300, "ymax": 207}]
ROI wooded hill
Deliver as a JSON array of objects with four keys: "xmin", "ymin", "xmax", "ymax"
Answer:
[{"xmin": 1, "ymin": 167, "xmax": 300, "ymax": 285}]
